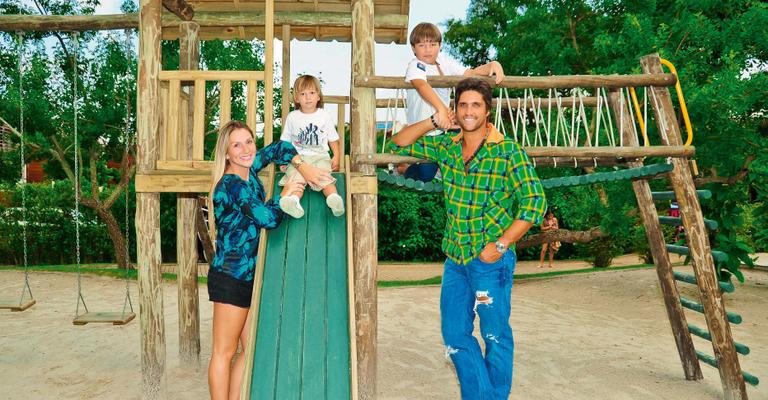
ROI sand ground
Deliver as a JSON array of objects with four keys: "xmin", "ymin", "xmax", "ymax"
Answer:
[{"xmin": 0, "ymin": 262, "xmax": 765, "ymax": 399}]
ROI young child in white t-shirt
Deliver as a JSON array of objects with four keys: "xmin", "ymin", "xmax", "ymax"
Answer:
[
  {"xmin": 279, "ymin": 75, "xmax": 344, "ymax": 218},
  {"xmin": 399, "ymin": 22, "xmax": 505, "ymax": 181}
]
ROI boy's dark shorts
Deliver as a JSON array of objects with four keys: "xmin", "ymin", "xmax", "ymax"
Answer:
[{"xmin": 207, "ymin": 268, "xmax": 253, "ymax": 308}]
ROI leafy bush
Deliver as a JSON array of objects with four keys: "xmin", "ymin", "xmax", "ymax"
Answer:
[{"xmin": 378, "ymin": 185, "xmax": 445, "ymax": 261}]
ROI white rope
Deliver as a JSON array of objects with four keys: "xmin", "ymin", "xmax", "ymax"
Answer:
[
  {"xmin": 594, "ymin": 88, "xmax": 602, "ymax": 147},
  {"xmin": 602, "ymin": 88, "xmax": 616, "ymax": 147}
]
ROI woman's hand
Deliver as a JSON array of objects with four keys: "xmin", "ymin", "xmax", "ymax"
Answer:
[
  {"xmin": 280, "ymin": 181, "xmax": 305, "ymax": 198},
  {"xmin": 297, "ymin": 162, "xmax": 332, "ymax": 188}
]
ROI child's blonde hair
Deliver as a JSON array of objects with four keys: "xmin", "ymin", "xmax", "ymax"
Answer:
[
  {"xmin": 292, "ymin": 74, "xmax": 324, "ymax": 109},
  {"xmin": 409, "ymin": 22, "xmax": 442, "ymax": 46}
]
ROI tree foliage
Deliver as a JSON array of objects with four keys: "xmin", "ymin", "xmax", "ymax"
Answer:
[{"xmin": 444, "ymin": 0, "xmax": 767, "ymax": 279}]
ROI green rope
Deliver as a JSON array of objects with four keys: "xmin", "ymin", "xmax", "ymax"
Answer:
[{"xmin": 377, "ymin": 163, "xmax": 674, "ymax": 193}]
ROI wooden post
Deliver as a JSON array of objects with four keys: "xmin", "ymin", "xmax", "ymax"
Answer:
[
  {"xmin": 177, "ymin": 20, "xmax": 201, "ymax": 367},
  {"xmin": 281, "ymin": 24, "xmax": 291, "ymax": 123},
  {"xmin": 350, "ymin": 1, "xmax": 377, "ymax": 398},
  {"xmin": 607, "ymin": 88, "xmax": 702, "ymax": 380},
  {"xmin": 263, "ymin": 0, "xmax": 274, "ymax": 144},
  {"xmin": 136, "ymin": 0, "xmax": 165, "ymax": 397},
  {"xmin": 337, "ymin": 103, "xmax": 346, "ymax": 171},
  {"xmin": 641, "ymin": 53, "xmax": 747, "ymax": 400}
]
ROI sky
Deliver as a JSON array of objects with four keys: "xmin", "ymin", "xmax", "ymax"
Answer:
[{"xmin": 92, "ymin": 0, "xmax": 473, "ymax": 123}]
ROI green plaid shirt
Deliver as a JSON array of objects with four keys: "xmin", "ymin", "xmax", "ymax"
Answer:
[{"xmin": 389, "ymin": 124, "xmax": 546, "ymax": 264}]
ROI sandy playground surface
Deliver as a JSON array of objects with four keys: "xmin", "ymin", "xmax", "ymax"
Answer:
[{"xmin": 0, "ymin": 262, "xmax": 766, "ymax": 399}]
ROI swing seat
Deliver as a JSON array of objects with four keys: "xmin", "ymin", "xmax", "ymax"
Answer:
[
  {"xmin": 0, "ymin": 299, "xmax": 35, "ymax": 312},
  {"xmin": 73, "ymin": 311, "xmax": 135, "ymax": 326}
]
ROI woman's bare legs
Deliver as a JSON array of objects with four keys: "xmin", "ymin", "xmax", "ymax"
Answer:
[
  {"xmin": 228, "ymin": 309, "xmax": 253, "ymax": 400},
  {"xmin": 209, "ymin": 302, "xmax": 249, "ymax": 400},
  {"xmin": 538, "ymin": 243, "xmax": 549, "ymax": 268}
]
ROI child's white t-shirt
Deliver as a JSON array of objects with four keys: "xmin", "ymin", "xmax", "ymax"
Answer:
[
  {"xmin": 280, "ymin": 108, "xmax": 340, "ymax": 157},
  {"xmin": 404, "ymin": 53, "xmax": 467, "ymax": 135}
]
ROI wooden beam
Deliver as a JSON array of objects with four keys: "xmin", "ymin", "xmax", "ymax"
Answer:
[
  {"xmin": 0, "ymin": 11, "xmax": 408, "ymax": 32},
  {"xmin": 350, "ymin": 1, "xmax": 376, "ymax": 399},
  {"xmin": 608, "ymin": 87, "xmax": 702, "ymax": 381},
  {"xmin": 136, "ymin": 0, "xmax": 165, "ymax": 396},
  {"xmin": 355, "ymin": 73, "xmax": 678, "ymax": 89},
  {"xmin": 136, "ymin": 171, "xmax": 211, "ymax": 192},
  {"xmin": 162, "ymin": 0, "xmax": 194, "ymax": 21},
  {"xmin": 355, "ymin": 146, "xmax": 695, "ymax": 166},
  {"xmin": 263, "ymin": 0, "xmax": 274, "ymax": 145},
  {"xmin": 641, "ymin": 53, "xmax": 747, "ymax": 400},
  {"xmin": 281, "ymin": 24, "xmax": 291, "ymax": 123},
  {"xmin": 176, "ymin": 20, "xmax": 201, "ymax": 368}
]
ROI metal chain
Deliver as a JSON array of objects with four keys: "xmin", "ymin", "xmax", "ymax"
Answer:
[
  {"xmin": 17, "ymin": 31, "xmax": 33, "ymax": 305},
  {"xmin": 72, "ymin": 32, "xmax": 87, "ymax": 318},
  {"xmin": 121, "ymin": 30, "xmax": 134, "ymax": 316}
]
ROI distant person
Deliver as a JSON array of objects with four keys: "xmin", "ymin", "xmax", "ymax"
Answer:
[
  {"xmin": 279, "ymin": 75, "xmax": 345, "ymax": 218},
  {"xmin": 399, "ymin": 22, "xmax": 505, "ymax": 182},
  {"xmin": 389, "ymin": 78, "xmax": 546, "ymax": 399},
  {"xmin": 207, "ymin": 120, "xmax": 330, "ymax": 400},
  {"xmin": 538, "ymin": 210, "xmax": 560, "ymax": 268},
  {"xmin": 668, "ymin": 201, "xmax": 684, "ymax": 242}
]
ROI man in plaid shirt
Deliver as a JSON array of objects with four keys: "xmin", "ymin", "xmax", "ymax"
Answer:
[{"xmin": 389, "ymin": 77, "xmax": 546, "ymax": 399}]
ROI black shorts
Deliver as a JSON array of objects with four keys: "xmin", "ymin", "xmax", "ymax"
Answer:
[{"xmin": 207, "ymin": 269, "xmax": 253, "ymax": 308}]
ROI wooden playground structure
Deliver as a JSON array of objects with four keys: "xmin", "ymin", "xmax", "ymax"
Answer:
[{"xmin": 0, "ymin": 0, "xmax": 760, "ymax": 399}]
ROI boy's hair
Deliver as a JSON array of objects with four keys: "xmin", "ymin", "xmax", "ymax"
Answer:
[
  {"xmin": 292, "ymin": 74, "xmax": 324, "ymax": 109},
  {"xmin": 455, "ymin": 78, "xmax": 493, "ymax": 116},
  {"xmin": 409, "ymin": 22, "xmax": 442, "ymax": 46}
]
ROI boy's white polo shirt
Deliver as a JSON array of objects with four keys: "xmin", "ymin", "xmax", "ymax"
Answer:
[{"xmin": 404, "ymin": 53, "xmax": 467, "ymax": 135}]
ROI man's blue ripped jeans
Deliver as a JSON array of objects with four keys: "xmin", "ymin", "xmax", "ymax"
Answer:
[{"xmin": 441, "ymin": 251, "xmax": 515, "ymax": 400}]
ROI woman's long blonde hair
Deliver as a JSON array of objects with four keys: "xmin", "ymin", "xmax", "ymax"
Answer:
[{"xmin": 209, "ymin": 121, "xmax": 255, "ymax": 239}]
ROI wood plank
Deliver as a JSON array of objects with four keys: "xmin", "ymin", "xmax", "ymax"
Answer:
[
  {"xmin": 0, "ymin": 299, "xmax": 35, "ymax": 312},
  {"xmin": 337, "ymin": 103, "xmax": 345, "ymax": 170},
  {"xmin": 354, "ymin": 73, "xmax": 677, "ymax": 89},
  {"xmin": 159, "ymin": 70, "xmax": 265, "ymax": 81},
  {"xmin": 73, "ymin": 311, "xmax": 136, "ymax": 325},
  {"xmin": 345, "ymin": 160, "xmax": 360, "ymax": 400},
  {"xmin": 274, "ymin": 194, "xmax": 309, "ymax": 400},
  {"xmin": 192, "ymin": 79, "xmax": 206, "ymax": 160},
  {"xmin": 326, "ymin": 173, "xmax": 352, "ymax": 399},
  {"xmin": 219, "ymin": 79, "xmax": 232, "ymax": 125},
  {"xmin": 156, "ymin": 160, "xmax": 213, "ymax": 171},
  {"xmin": 608, "ymin": 88, "xmax": 702, "ymax": 381},
  {"xmin": 281, "ymin": 24, "xmax": 292, "ymax": 123},
  {"xmin": 350, "ymin": 2, "xmax": 378, "ymax": 398},
  {"xmin": 263, "ymin": 0, "xmax": 275, "ymax": 145},
  {"xmin": 246, "ymin": 79, "xmax": 258, "ymax": 130},
  {"xmin": 249, "ymin": 199, "xmax": 287, "ymax": 399},
  {"xmin": 243, "ymin": 166, "xmax": 278, "ymax": 400},
  {"xmin": 135, "ymin": 172, "xmax": 211, "ymax": 192},
  {"xmin": 641, "ymin": 53, "xmax": 747, "ymax": 400},
  {"xmin": 166, "ymin": 79, "xmax": 181, "ymax": 160},
  {"xmin": 301, "ymin": 191, "xmax": 328, "ymax": 399},
  {"xmin": 158, "ymin": 83, "xmax": 168, "ymax": 162},
  {"xmin": 162, "ymin": 0, "xmax": 194, "ymax": 20}
]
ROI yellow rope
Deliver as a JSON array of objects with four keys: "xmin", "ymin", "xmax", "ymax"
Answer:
[
  {"xmin": 628, "ymin": 87, "xmax": 649, "ymax": 146},
  {"xmin": 660, "ymin": 59, "xmax": 693, "ymax": 146}
]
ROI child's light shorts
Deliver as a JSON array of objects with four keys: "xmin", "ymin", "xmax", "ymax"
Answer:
[{"xmin": 278, "ymin": 154, "xmax": 337, "ymax": 191}]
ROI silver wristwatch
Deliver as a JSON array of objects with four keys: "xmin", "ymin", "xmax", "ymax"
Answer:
[{"xmin": 494, "ymin": 240, "xmax": 508, "ymax": 254}]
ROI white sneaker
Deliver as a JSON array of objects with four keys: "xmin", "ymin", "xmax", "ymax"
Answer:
[
  {"xmin": 279, "ymin": 195, "xmax": 305, "ymax": 218},
  {"xmin": 326, "ymin": 193, "xmax": 345, "ymax": 217}
]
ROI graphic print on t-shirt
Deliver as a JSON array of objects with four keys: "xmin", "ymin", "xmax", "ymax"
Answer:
[{"xmin": 296, "ymin": 123, "xmax": 320, "ymax": 147}]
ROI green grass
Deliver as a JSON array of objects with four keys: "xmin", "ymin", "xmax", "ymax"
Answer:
[
  {"xmin": 378, "ymin": 263, "xmax": 654, "ymax": 288},
  {"xmin": 0, "ymin": 264, "xmax": 208, "ymax": 284}
]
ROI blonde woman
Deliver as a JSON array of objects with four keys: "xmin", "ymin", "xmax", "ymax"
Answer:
[{"xmin": 207, "ymin": 120, "xmax": 329, "ymax": 400}]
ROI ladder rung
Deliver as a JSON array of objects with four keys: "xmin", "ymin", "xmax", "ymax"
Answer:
[
  {"xmin": 658, "ymin": 216, "xmax": 718, "ymax": 231},
  {"xmin": 695, "ymin": 351, "xmax": 759, "ymax": 386},
  {"xmin": 673, "ymin": 271, "xmax": 735, "ymax": 293},
  {"xmin": 651, "ymin": 190, "xmax": 712, "ymax": 200},
  {"xmin": 666, "ymin": 244, "xmax": 728, "ymax": 264},
  {"xmin": 687, "ymin": 323, "xmax": 750, "ymax": 355},
  {"xmin": 679, "ymin": 296, "xmax": 742, "ymax": 324}
]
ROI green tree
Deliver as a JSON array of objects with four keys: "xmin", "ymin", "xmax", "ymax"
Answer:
[{"xmin": 444, "ymin": 0, "xmax": 768, "ymax": 279}]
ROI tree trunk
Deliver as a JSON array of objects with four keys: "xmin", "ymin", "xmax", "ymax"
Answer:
[
  {"xmin": 81, "ymin": 199, "xmax": 132, "ymax": 270},
  {"xmin": 517, "ymin": 227, "xmax": 607, "ymax": 250}
]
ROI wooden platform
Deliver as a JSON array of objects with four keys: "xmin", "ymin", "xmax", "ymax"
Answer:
[
  {"xmin": 72, "ymin": 312, "xmax": 136, "ymax": 326},
  {"xmin": 0, "ymin": 299, "xmax": 35, "ymax": 312},
  {"xmin": 248, "ymin": 173, "xmax": 351, "ymax": 399}
]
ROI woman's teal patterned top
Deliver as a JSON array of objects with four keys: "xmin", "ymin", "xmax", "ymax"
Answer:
[{"xmin": 210, "ymin": 141, "xmax": 297, "ymax": 281}]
